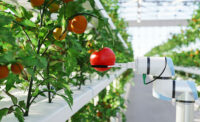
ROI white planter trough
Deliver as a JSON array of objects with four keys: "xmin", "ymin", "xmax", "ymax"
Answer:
[{"xmin": 1, "ymin": 68, "xmax": 128, "ymax": 122}]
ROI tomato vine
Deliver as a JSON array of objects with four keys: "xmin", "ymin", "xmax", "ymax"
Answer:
[{"xmin": 0, "ymin": 0, "xmax": 133, "ymax": 121}]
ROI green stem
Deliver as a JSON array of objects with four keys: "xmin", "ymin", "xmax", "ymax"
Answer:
[
  {"xmin": 46, "ymin": 61, "xmax": 52, "ymax": 103},
  {"xmin": 24, "ymin": 4, "xmax": 46, "ymax": 116},
  {"xmin": 12, "ymin": 21, "xmax": 35, "ymax": 49},
  {"xmin": 47, "ymin": 82, "xmax": 52, "ymax": 103},
  {"xmin": 29, "ymin": 90, "xmax": 55, "ymax": 105},
  {"xmin": 24, "ymin": 66, "xmax": 36, "ymax": 116}
]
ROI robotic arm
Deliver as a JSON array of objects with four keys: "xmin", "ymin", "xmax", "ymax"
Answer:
[
  {"xmin": 135, "ymin": 57, "xmax": 198, "ymax": 122},
  {"xmin": 135, "ymin": 57, "xmax": 198, "ymax": 103}
]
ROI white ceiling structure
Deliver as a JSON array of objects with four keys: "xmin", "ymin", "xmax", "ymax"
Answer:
[{"xmin": 118, "ymin": 0, "xmax": 200, "ymax": 57}]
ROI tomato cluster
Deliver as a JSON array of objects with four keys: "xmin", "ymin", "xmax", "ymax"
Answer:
[{"xmin": 0, "ymin": 63, "xmax": 24, "ymax": 79}]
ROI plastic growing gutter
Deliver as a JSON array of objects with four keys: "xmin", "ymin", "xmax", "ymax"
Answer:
[
  {"xmin": 1, "ymin": 68, "xmax": 128, "ymax": 122},
  {"xmin": 174, "ymin": 66, "xmax": 200, "ymax": 76},
  {"xmin": 3, "ymin": 0, "xmax": 128, "ymax": 49},
  {"xmin": 94, "ymin": 0, "xmax": 128, "ymax": 49},
  {"xmin": 174, "ymin": 66, "xmax": 200, "ymax": 96}
]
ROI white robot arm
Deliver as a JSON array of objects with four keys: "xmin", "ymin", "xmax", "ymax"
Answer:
[
  {"xmin": 134, "ymin": 57, "xmax": 198, "ymax": 103},
  {"xmin": 135, "ymin": 57, "xmax": 198, "ymax": 122}
]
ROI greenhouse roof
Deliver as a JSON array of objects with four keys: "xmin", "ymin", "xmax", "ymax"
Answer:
[
  {"xmin": 119, "ymin": 0, "xmax": 199, "ymax": 21},
  {"xmin": 118, "ymin": 0, "xmax": 200, "ymax": 56}
]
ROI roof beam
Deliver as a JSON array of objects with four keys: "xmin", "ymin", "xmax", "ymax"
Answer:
[{"xmin": 127, "ymin": 19, "xmax": 188, "ymax": 27}]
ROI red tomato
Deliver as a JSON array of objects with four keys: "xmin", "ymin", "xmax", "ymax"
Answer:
[{"xmin": 90, "ymin": 47, "xmax": 115, "ymax": 72}]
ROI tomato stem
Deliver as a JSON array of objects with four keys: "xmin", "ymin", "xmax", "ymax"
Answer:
[
  {"xmin": 46, "ymin": 61, "xmax": 52, "ymax": 103},
  {"xmin": 24, "ymin": 3, "xmax": 47, "ymax": 115},
  {"xmin": 24, "ymin": 66, "xmax": 36, "ymax": 116}
]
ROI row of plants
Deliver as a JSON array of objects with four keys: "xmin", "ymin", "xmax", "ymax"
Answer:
[
  {"xmin": 165, "ymin": 49, "xmax": 200, "ymax": 67},
  {"xmin": 165, "ymin": 49, "xmax": 200, "ymax": 85},
  {"xmin": 146, "ymin": 4, "xmax": 200, "ymax": 56},
  {"xmin": 145, "ymin": 5, "xmax": 200, "ymax": 84},
  {"xmin": 0, "ymin": 0, "xmax": 133, "ymax": 121}
]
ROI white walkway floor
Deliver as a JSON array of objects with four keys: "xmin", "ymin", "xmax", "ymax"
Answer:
[{"xmin": 125, "ymin": 75, "xmax": 176, "ymax": 122}]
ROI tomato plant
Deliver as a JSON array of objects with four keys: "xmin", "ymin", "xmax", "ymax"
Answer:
[{"xmin": 0, "ymin": 0, "xmax": 133, "ymax": 121}]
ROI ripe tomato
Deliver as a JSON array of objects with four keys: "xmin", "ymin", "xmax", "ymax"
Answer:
[
  {"xmin": 69, "ymin": 15, "xmax": 88, "ymax": 34},
  {"xmin": 0, "ymin": 65, "xmax": 9, "ymax": 79},
  {"xmin": 90, "ymin": 47, "xmax": 115, "ymax": 72},
  {"xmin": 30, "ymin": 0, "xmax": 45, "ymax": 7},
  {"xmin": 11, "ymin": 63, "xmax": 24, "ymax": 75}
]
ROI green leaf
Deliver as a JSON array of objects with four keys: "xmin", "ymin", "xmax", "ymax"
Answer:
[
  {"xmin": 5, "ymin": 92, "xmax": 18, "ymax": 105},
  {"xmin": 39, "ymin": 92, "xmax": 46, "ymax": 97},
  {"xmin": 37, "ymin": 56, "xmax": 47, "ymax": 68},
  {"xmin": 0, "ymin": 108, "xmax": 8, "ymax": 121},
  {"xmin": 26, "ymin": 68, "xmax": 35, "ymax": 77},
  {"xmin": 39, "ymin": 27, "xmax": 48, "ymax": 39},
  {"xmin": 11, "ymin": 96, "xmax": 18, "ymax": 105},
  {"xmin": 23, "ymin": 56, "xmax": 38, "ymax": 67},
  {"xmin": 57, "ymin": 94, "xmax": 72, "ymax": 109},
  {"xmin": 21, "ymin": 19, "xmax": 36, "ymax": 27},
  {"xmin": 6, "ymin": 75, "xmax": 16, "ymax": 91},
  {"xmin": 0, "ymin": 96, "xmax": 4, "ymax": 101},
  {"xmin": 0, "ymin": 13, "xmax": 12, "ymax": 26},
  {"xmin": 3, "ymin": 51, "xmax": 15, "ymax": 62},
  {"xmin": 17, "ymin": 6, "xmax": 33, "ymax": 19},
  {"xmin": 19, "ymin": 101, "xmax": 26, "ymax": 110},
  {"xmin": 14, "ymin": 108, "xmax": 24, "ymax": 122},
  {"xmin": 63, "ymin": 84, "xmax": 73, "ymax": 104},
  {"xmin": 32, "ymin": 87, "xmax": 39, "ymax": 97},
  {"xmin": 49, "ymin": 61, "xmax": 61, "ymax": 66}
]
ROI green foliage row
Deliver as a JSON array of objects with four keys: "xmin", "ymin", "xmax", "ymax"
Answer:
[
  {"xmin": 166, "ymin": 49, "xmax": 200, "ymax": 67},
  {"xmin": 145, "ymin": 4, "xmax": 200, "ymax": 86},
  {"xmin": 165, "ymin": 49, "xmax": 200, "ymax": 84},
  {"xmin": 146, "ymin": 4, "xmax": 200, "ymax": 56}
]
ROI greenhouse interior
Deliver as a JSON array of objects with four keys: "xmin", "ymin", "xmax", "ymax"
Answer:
[{"xmin": 0, "ymin": 0, "xmax": 200, "ymax": 122}]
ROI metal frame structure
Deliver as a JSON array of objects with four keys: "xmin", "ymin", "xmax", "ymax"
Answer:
[{"xmin": 118, "ymin": 0, "xmax": 198, "ymax": 27}]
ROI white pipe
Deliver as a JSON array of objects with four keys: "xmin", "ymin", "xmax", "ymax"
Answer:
[{"xmin": 176, "ymin": 93, "xmax": 194, "ymax": 122}]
